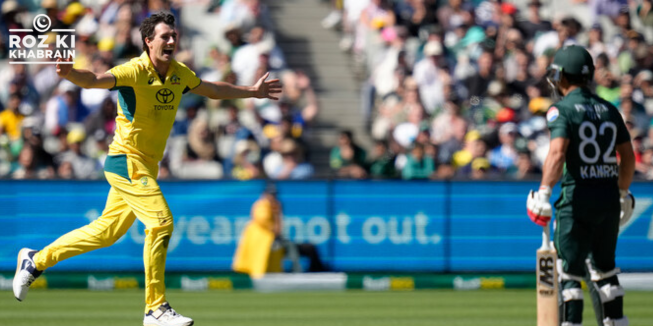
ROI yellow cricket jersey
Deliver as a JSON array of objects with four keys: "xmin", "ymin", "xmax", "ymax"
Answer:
[
  {"xmin": 0, "ymin": 110, "xmax": 24, "ymax": 141},
  {"xmin": 108, "ymin": 52, "xmax": 201, "ymax": 163}
]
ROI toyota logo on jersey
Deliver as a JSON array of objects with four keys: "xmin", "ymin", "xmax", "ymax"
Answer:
[{"xmin": 156, "ymin": 88, "xmax": 175, "ymax": 104}]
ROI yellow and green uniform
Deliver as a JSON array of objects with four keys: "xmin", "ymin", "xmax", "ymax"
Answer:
[{"xmin": 33, "ymin": 52, "xmax": 201, "ymax": 313}]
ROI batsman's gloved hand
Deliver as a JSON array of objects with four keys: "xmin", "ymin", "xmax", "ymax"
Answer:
[
  {"xmin": 527, "ymin": 186, "xmax": 552, "ymax": 226},
  {"xmin": 619, "ymin": 189, "xmax": 635, "ymax": 227}
]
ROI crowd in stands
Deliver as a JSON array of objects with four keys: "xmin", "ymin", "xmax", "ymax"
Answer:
[
  {"xmin": 325, "ymin": 0, "xmax": 653, "ymax": 180},
  {"xmin": 0, "ymin": 0, "xmax": 318, "ymax": 180},
  {"xmin": 2, "ymin": 0, "xmax": 653, "ymax": 181}
]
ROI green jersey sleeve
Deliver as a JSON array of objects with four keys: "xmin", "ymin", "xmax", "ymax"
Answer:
[{"xmin": 547, "ymin": 105, "xmax": 569, "ymax": 139}]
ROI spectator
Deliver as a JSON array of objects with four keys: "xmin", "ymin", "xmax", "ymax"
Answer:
[
  {"xmin": 509, "ymin": 150, "xmax": 542, "ymax": 180},
  {"xmin": 84, "ymin": 96, "xmax": 116, "ymax": 138},
  {"xmin": 12, "ymin": 144, "xmax": 50, "ymax": 179},
  {"xmin": 619, "ymin": 97, "xmax": 649, "ymax": 133},
  {"xmin": 356, "ymin": 0, "xmax": 396, "ymax": 59},
  {"xmin": 10, "ymin": 125, "xmax": 55, "ymax": 179},
  {"xmin": 590, "ymin": 0, "xmax": 628, "ymax": 23},
  {"xmin": 587, "ymin": 23, "xmax": 608, "ymax": 60},
  {"xmin": 637, "ymin": 144, "xmax": 653, "ymax": 179},
  {"xmin": 633, "ymin": 71, "xmax": 653, "ymax": 115},
  {"xmin": 231, "ymin": 139, "xmax": 262, "ymax": 180},
  {"xmin": 171, "ymin": 118, "xmax": 223, "ymax": 179},
  {"xmin": 401, "ymin": 143, "xmax": 434, "ymax": 180},
  {"xmin": 437, "ymin": 0, "xmax": 472, "ymax": 33},
  {"xmin": 413, "ymin": 40, "xmax": 448, "ymax": 113},
  {"xmin": 368, "ymin": 140, "xmax": 396, "ymax": 179},
  {"xmin": 452, "ymin": 129, "xmax": 485, "ymax": 169},
  {"xmin": 55, "ymin": 129, "xmax": 100, "ymax": 179},
  {"xmin": 44, "ymin": 81, "xmax": 82, "ymax": 135},
  {"xmin": 465, "ymin": 50, "xmax": 494, "ymax": 98},
  {"xmin": 470, "ymin": 157, "xmax": 491, "ymax": 180},
  {"xmin": 232, "ymin": 25, "xmax": 283, "ymax": 86},
  {"xmin": 431, "ymin": 97, "xmax": 467, "ymax": 146},
  {"xmin": 330, "ymin": 130, "xmax": 367, "ymax": 179},
  {"xmin": 489, "ymin": 122, "xmax": 520, "ymax": 172},
  {"xmin": 271, "ymin": 138, "xmax": 314, "ymax": 180},
  {"xmin": 0, "ymin": 93, "xmax": 24, "ymax": 142},
  {"xmin": 595, "ymin": 68, "xmax": 621, "ymax": 104},
  {"xmin": 518, "ymin": 0, "xmax": 552, "ymax": 41},
  {"xmin": 639, "ymin": 0, "xmax": 653, "ymax": 27}
]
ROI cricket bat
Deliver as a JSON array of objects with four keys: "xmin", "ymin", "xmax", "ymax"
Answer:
[{"xmin": 537, "ymin": 223, "xmax": 558, "ymax": 326}]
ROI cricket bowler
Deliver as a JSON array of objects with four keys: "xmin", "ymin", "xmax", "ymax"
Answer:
[{"xmin": 13, "ymin": 11, "xmax": 281, "ymax": 326}]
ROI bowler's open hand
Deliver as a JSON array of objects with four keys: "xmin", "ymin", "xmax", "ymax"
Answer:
[
  {"xmin": 56, "ymin": 55, "xmax": 73, "ymax": 78},
  {"xmin": 253, "ymin": 72, "xmax": 282, "ymax": 100}
]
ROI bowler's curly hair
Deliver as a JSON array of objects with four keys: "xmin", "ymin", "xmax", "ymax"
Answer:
[{"xmin": 139, "ymin": 11, "xmax": 175, "ymax": 54}]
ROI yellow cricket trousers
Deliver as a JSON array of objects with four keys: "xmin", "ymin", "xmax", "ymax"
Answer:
[{"xmin": 33, "ymin": 154, "xmax": 173, "ymax": 313}]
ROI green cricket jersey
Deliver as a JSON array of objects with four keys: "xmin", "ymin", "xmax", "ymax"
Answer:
[{"xmin": 547, "ymin": 88, "xmax": 630, "ymax": 188}]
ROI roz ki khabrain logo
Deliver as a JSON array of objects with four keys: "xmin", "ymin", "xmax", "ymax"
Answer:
[
  {"xmin": 156, "ymin": 88, "xmax": 175, "ymax": 104},
  {"xmin": 8, "ymin": 14, "xmax": 75, "ymax": 64}
]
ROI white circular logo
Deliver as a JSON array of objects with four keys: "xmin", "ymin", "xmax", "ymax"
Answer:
[
  {"xmin": 547, "ymin": 107, "xmax": 559, "ymax": 123},
  {"xmin": 33, "ymin": 14, "xmax": 51, "ymax": 33}
]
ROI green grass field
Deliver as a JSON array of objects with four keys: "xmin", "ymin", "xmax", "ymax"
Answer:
[{"xmin": 1, "ymin": 289, "xmax": 652, "ymax": 326}]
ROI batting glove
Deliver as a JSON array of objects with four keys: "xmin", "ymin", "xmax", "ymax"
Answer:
[
  {"xmin": 620, "ymin": 189, "xmax": 635, "ymax": 227},
  {"xmin": 527, "ymin": 186, "xmax": 552, "ymax": 226}
]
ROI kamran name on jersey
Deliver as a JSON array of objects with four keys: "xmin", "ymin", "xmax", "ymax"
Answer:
[
  {"xmin": 574, "ymin": 104, "xmax": 608, "ymax": 120},
  {"xmin": 580, "ymin": 164, "xmax": 619, "ymax": 179},
  {"xmin": 154, "ymin": 105, "xmax": 174, "ymax": 110}
]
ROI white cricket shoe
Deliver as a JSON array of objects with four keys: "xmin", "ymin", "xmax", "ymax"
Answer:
[
  {"xmin": 143, "ymin": 302, "xmax": 194, "ymax": 326},
  {"xmin": 13, "ymin": 248, "xmax": 42, "ymax": 301}
]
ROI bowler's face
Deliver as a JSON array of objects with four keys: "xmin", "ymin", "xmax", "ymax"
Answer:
[{"xmin": 148, "ymin": 23, "xmax": 177, "ymax": 63}]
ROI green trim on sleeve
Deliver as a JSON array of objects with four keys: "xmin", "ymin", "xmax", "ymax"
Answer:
[{"xmin": 115, "ymin": 86, "xmax": 136, "ymax": 123}]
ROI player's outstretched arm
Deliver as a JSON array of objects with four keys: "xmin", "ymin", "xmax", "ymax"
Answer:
[
  {"xmin": 191, "ymin": 72, "xmax": 282, "ymax": 100},
  {"xmin": 56, "ymin": 56, "xmax": 115, "ymax": 89}
]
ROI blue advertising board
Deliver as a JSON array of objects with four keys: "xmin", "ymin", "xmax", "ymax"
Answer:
[{"xmin": 0, "ymin": 180, "xmax": 652, "ymax": 272}]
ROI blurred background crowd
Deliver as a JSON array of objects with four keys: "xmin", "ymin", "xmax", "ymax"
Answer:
[
  {"xmin": 0, "ymin": 0, "xmax": 319, "ymax": 180},
  {"xmin": 325, "ymin": 0, "xmax": 653, "ymax": 180},
  {"xmin": 0, "ymin": 0, "xmax": 652, "ymax": 181}
]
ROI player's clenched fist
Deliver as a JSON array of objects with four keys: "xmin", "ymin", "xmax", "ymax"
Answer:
[{"xmin": 527, "ymin": 186, "xmax": 552, "ymax": 226}]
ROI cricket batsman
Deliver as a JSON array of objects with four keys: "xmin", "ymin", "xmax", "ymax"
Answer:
[
  {"xmin": 13, "ymin": 11, "xmax": 281, "ymax": 326},
  {"xmin": 526, "ymin": 45, "xmax": 635, "ymax": 326}
]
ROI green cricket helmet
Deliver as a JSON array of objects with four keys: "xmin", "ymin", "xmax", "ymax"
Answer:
[{"xmin": 546, "ymin": 45, "xmax": 595, "ymax": 99}]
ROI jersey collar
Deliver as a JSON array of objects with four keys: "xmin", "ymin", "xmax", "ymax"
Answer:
[
  {"xmin": 140, "ymin": 51, "xmax": 177, "ymax": 84},
  {"xmin": 566, "ymin": 87, "xmax": 590, "ymax": 97}
]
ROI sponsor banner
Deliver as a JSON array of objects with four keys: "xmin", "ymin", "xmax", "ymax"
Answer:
[
  {"xmin": 1, "ymin": 181, "xmax": 652, "ymax": 272},
  {"xmin": 1, "ymin": 272, "xmax": 652, "ymax": 291},
  {"xmin": 0, "ymin": 273, "xmax": 251, "ymax": 290},
  {"xmin": 331, "ymin": 181, "xmax": 446, "ymax": 271},
  {"xmin": 347, "ymin": 274, "xmax": 533, "ymax": 290}
]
